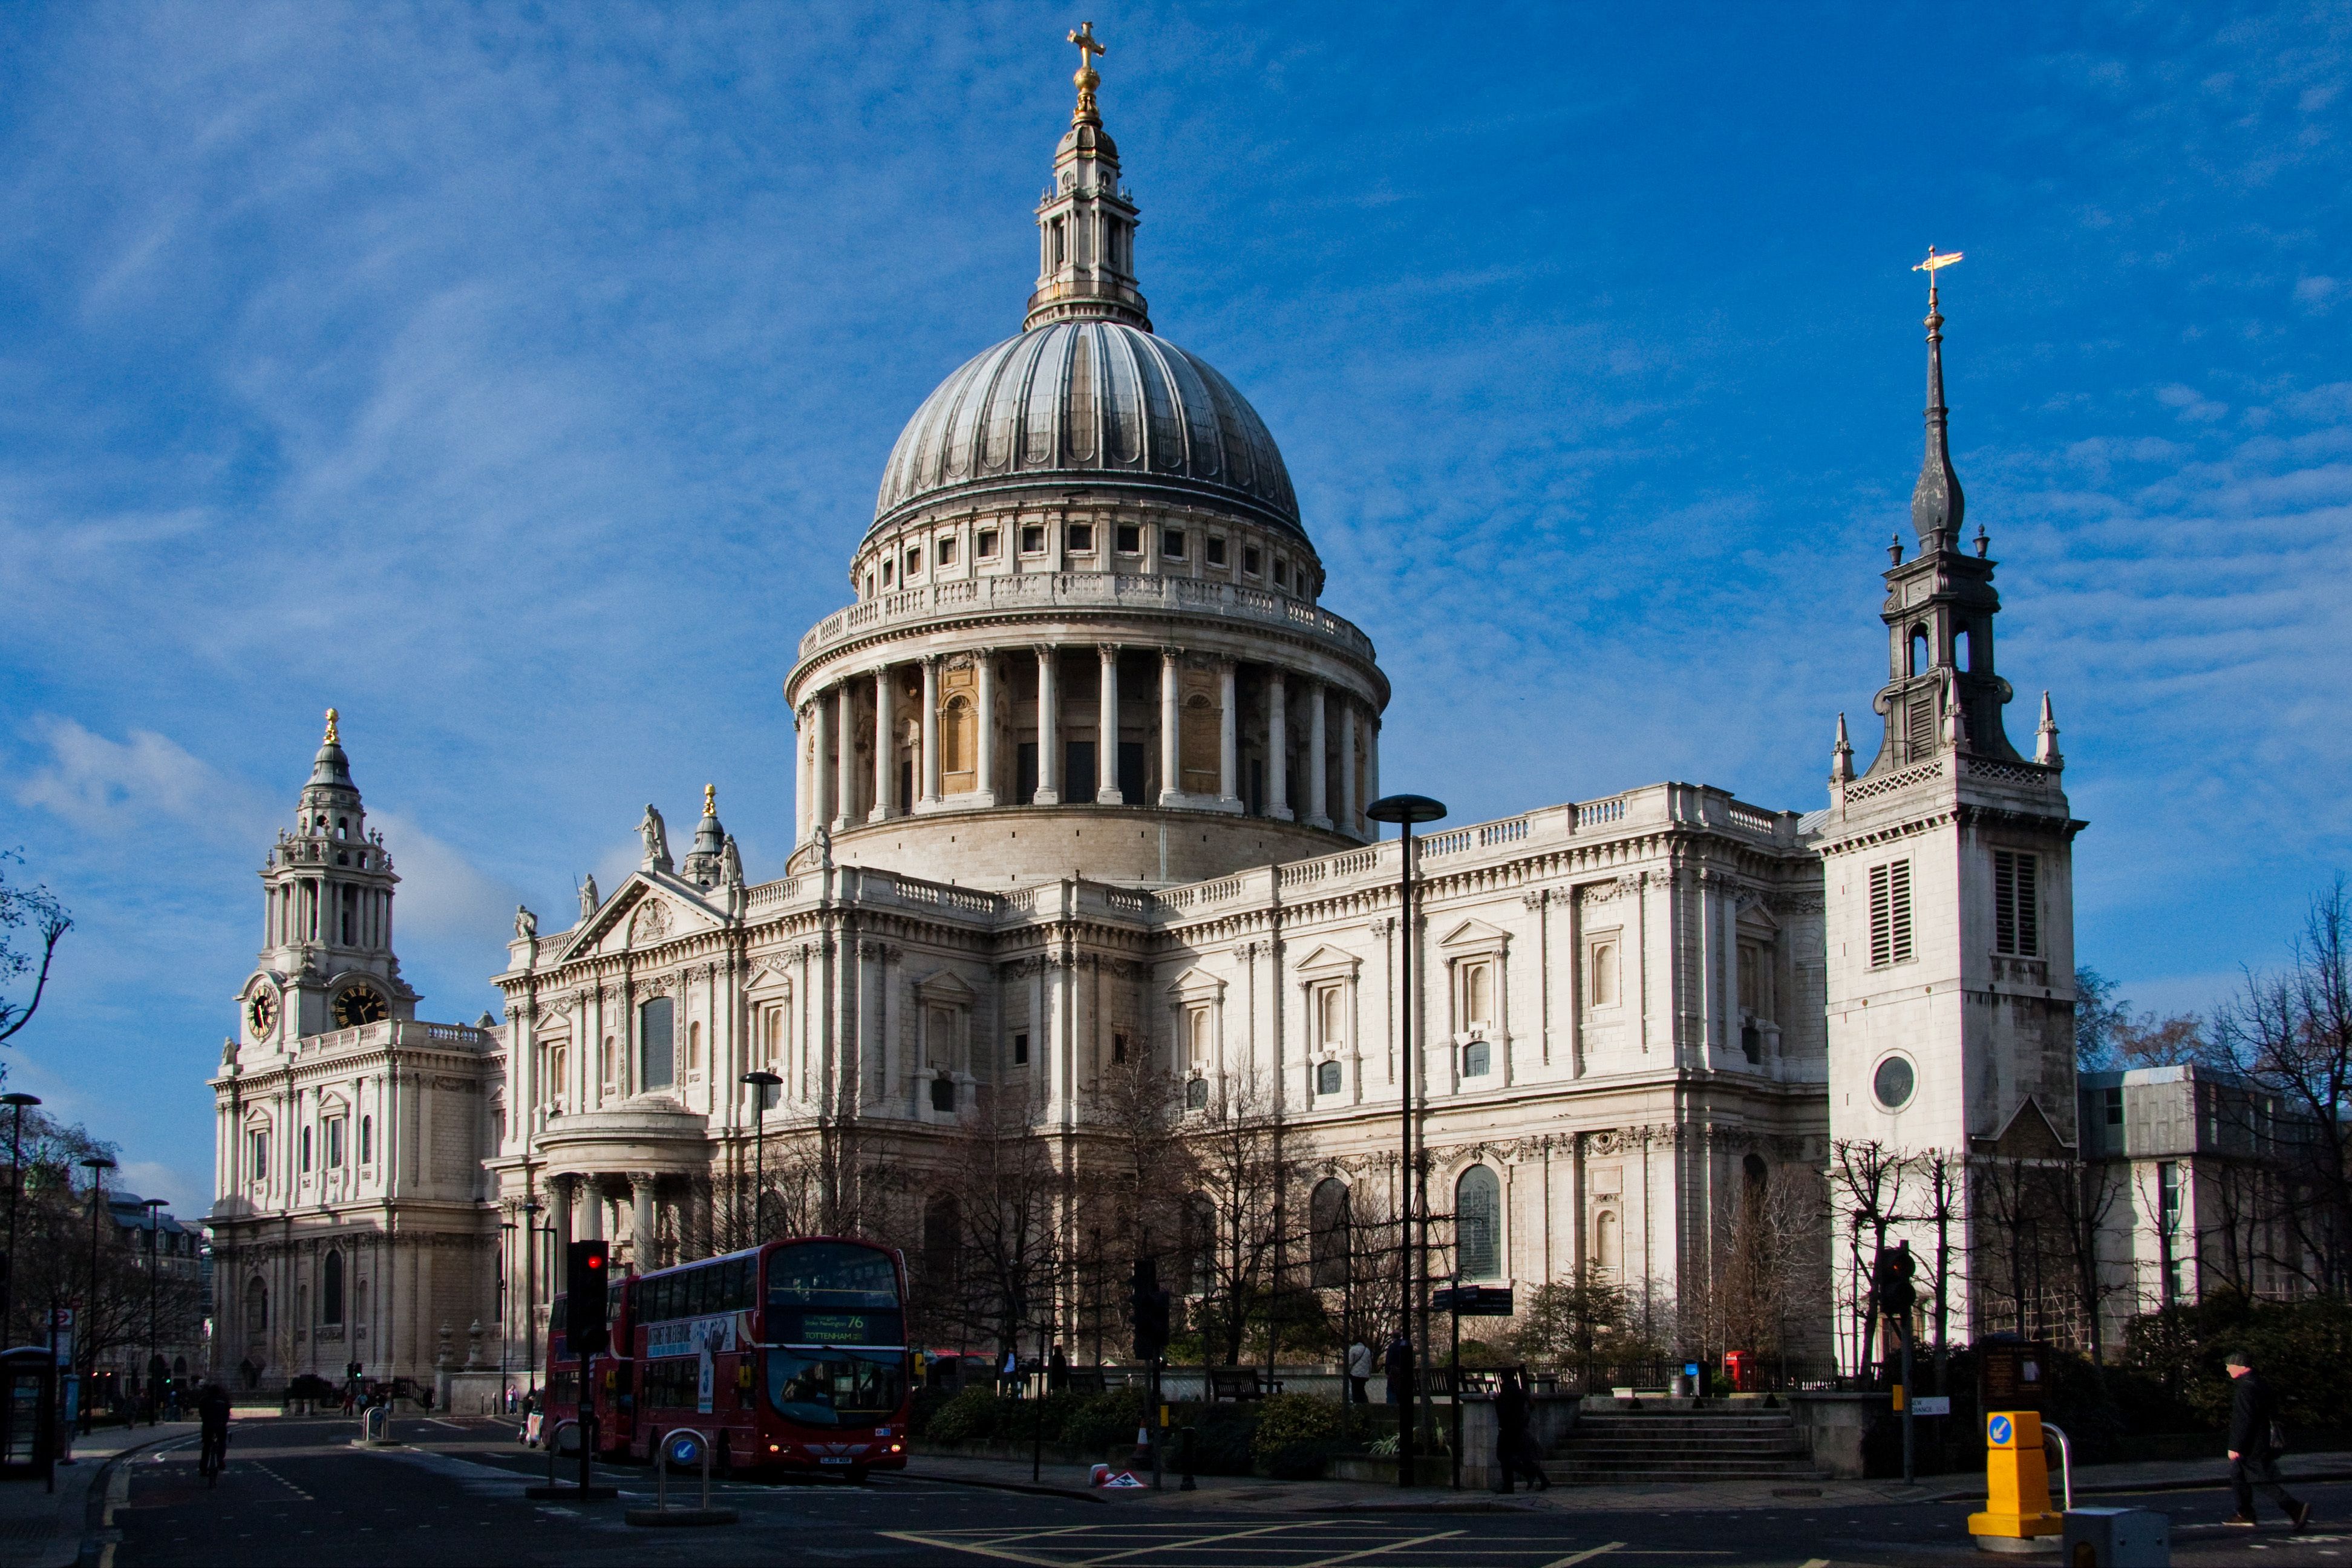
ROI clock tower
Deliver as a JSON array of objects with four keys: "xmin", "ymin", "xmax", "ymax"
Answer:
[{"xmin": 240, "ymin": 708, "xmax": 417, "ymax": 1053}]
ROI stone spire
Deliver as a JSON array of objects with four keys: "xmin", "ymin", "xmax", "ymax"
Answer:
[
  {"xmin": 1909, "ymin": 248, "xmax": 1965, "ymax": 549},
  {"xmin": 1831, "ymin": 711, "xmax": 1855, "ymax": 783},
  {"xmin": 684, "ymin": 783, "xmax": 728, "ymax": 887},
  {"xmin": 1023, "ymin": 22, "xmax": 1151, "ymax": 333},
  {"xmin": 2035, "ymin": 690, "xmax": 2063, "ymax": 768}
]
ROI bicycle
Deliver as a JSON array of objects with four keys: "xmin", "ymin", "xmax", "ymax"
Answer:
[{"xmin": 198, "ymin": 1426, "xmax": 228, "ymax": 1486}]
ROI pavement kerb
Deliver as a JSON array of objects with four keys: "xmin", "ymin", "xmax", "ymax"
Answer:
[
  {"xmin": 74, "ymin": 1425, "xmax": 201, "ymax": 1568},
  {"xmin": 1927, "ymin": 1465, "xmax": 2352, "ymax": 1505},
  {"xmin": 879, "ymin": 1468, "xmax": 1108, "ymax": 1505}
]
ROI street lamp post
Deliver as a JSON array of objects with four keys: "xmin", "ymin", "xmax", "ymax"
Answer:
[
  {"xmin": 498, "ymin": 1220, "xmax": 517, "ymax": 1402},
  {"xmin": 2, "ymin": 1092, "xmax": 41, "ymax": 1347},
  {"xmin": 1365, "ymin": 793, "xmax": 1446, "ymax": 1491},
  {"xmin": 77, "ymin": 1155, "xmax": 116, "ymax": 1432},
  {"xmin": 741, "ymin": 1072, "xmax": 782, "ymax": 1243},
  {"xmin": 521, "ymin": 1200, "xmax": 543, "ymax": 1398},
  {"xmin": 140, "ymin": 1199, "xmax": 165, "ymax": 1425}
]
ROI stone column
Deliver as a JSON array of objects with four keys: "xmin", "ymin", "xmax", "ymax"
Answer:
[
  {"xmin": 1267, "ymin": 670, "xmax": 1292, "ymax": 820},
  {"xmin": 974, "ymin": 650, "xmax": 999, "ymax": 807},
  {"xmin": 1367, "ymin": 715, "xmax": 1380, "ymax": 816},
  {"xmin": 1034, "ymin": 648, "xmax": 1061, "ymax": 805},
  {"xmin": 832, "ymin": 684, "xmax": 855, "ymax": 832},
  {"xmin": 1339, "ymin": 697, "xmax": 1359, "ymax": 835},
  {"xmin": 920, "ymin": 655, "xmax": 942, "ymax": 806},
  {"xmin": 631, "ymin": 1174, "xmax": 656, "ymax": 1270},
  {"xmin": 552, "ymin": 1175, "xmax": 575, "ymax": 1256},
  {"xmin": 1307, "ymin": 682, "xmax": 1331, "ymax": 829},
  {"xmin": 577, "ymin": 1177, "xmax": 603, "ymax": 1241},
  {"xmin": 1217, "ymin": 658, "xmax": 1240, "ymax": 808},
  {"xmin": 795, "ymin": 704, "xmax": 813, "ymax": 844},
  {"xmin": 1158, "ymin": 648, "xmax": 1181, "ymax": 805},
  {"xmin": 1096, "ymin": 644, "xmax": 1122, "ymax": 804},
  {"xmin": 870, "ymin": 666, "xmax": 893, "ymax": 822}
]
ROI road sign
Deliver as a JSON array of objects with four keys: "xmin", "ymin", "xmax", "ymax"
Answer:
[
  {"xmin": 1431, "ymin": 1284, "xmax": 1514, "ymax": 1317},
  {"xmin": 1912, "ymin": 1396, "xmax": 1951, "ymax": 1417},
  {"xmin": 1988, "ymin": 1414, "xmax": 2014, "ymax": 1447}
]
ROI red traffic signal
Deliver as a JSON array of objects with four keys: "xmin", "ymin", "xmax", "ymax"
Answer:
[{"xmin": 566, "ymin": 1241, "xmax": 610, "ymax": 1355}]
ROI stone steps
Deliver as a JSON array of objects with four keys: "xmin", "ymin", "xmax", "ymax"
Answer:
[{"xmin": 1546, "ymin": 1406, "xmax": 1823, "ymax": 1484}]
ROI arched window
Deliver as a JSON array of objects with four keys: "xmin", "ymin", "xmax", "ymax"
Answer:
[
  {"xmin": 1742, "ymin": 1152, "xmax": 1768, "ymax": 1194},
  {"xmin": 1593, "ymin": 1210, "xmax": 1620, "ymax": 1273},
  {"xmin": 321, "ymin": 1250, "xmax": 344, "ymax": 1325},
  {"xmin": 639, "ymin": 996, "xmax": 675, "ymax": 1091},
  {"xmin": 941, "ymin": 694, "xmax": 975, "ymax": 785},
  {"xmin": 1462, "ymin": 1040, "xmax": 1492, "ymax": 1077},
  {"xmin": 1955, "ymin": 624, "xmax": 1975, "ymax": 673},
  {"xmin": 1455, "ymin": 1165, "xmax": 1501, "ymax": 1281},
  {"xmin": 1308, "ymin": 1179, "xmax": 1351, "ymax": 1288},
  {"xmin": 688, "ymin": 1020, "xmax": 702, "ymax": 1074},
  {"xmin": 1908, "ymin": 626, "xmax": 1931, "ymax": 677}
]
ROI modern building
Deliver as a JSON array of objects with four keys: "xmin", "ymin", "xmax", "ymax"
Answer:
[
  {"xmin": 212, "ymin": 44, "xmax": 2086, "ymax": 1381},
  {"xmin": 206, "ymin": 713, "xmax": 501, "ymax": 1388}
]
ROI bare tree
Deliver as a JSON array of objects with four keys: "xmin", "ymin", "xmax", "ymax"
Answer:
[
  {"xmin": 1707, "ymin": 1162, "xmax": 1829, "ymax": 1374},
  {"xmin": 1187, "ymin": 1075, "xmax": 1301, "ymax": 1368},
  {"xmin": 1825, "ymin": 1140, "xmax": 1909, "ymax": 1373},
  {"xmin": 941, "ymin": 1086, "xmax": 1062, "ymax": 1365},
  {"xmin": 0, "ymin": 849, "xmax": 71, "ymax": 1051},
  {"xmin": 2036, "ymin": 1155, "xmax": 2128, "ymax": 1363},
  {"xmin": 2213, "ymin": 877, "xmax": 2352, "ymax": 1295}
]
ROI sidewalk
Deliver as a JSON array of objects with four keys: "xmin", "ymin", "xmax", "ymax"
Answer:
[
  {"xmin": 0, "ymin": 1422, "xmax": 197, "ymax": 1568},
  {"xmin": 902, "ymin": 1445, "xmax": 2352, "ymax": 1516}
]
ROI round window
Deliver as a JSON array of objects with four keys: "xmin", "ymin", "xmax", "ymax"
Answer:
[{"xmin": 1872, "ymin": 1056, "xmax": 1916, "ymax": 1111}]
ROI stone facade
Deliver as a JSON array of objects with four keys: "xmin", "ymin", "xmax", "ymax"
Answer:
[
  {"xmin": 211, "ymin": 59, "xmax": 2088, "ymax": 1382},
  {"xmin": 206, "ymin": 716, "xmax": 501, "ymax": 1388}
]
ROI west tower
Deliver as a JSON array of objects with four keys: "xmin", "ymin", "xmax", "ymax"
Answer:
[{"xmin": 1817, "ymin": 261, "xmax": 2083, "ymax": 1353}]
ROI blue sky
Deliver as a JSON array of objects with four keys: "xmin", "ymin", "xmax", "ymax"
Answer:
[{"xmin": 1, "ymin": 3, "xmax": 2347, "ymax": 1211}]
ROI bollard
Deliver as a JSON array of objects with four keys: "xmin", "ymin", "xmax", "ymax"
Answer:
[
  {"xmin": 523, "ymin": 1418, "xmax": 616, "ymax": 1500},
  {"xmin": 1967, "ymin": 1410, "xmax": 2064, "ymax": 1552},
  {"xmin": 626, "ymin": 1428, "xmax": 738, "ymax": 1527}
]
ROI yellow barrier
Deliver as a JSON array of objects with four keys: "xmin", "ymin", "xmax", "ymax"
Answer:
[{"xmin": 1967, "ymin": 1410, "xmax": 2063, "ymax": 1550}]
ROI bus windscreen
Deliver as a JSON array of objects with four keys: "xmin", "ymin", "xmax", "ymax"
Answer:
[{"xmin": 766, "ymin": 1348, "xmax": 905, "ymax": 1428}]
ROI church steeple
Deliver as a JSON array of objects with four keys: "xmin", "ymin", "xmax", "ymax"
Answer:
[
  {"xmin": 1022, "ymin": 22, "xmax": 1152, "ymax": 333},
  {"xmin": 1860, "ymin": 253, "xmax": 2020, "ymax": 775},
  {"xmin": 1910, "ymin": 248, "xmax": 1965, "ymax": 549}
]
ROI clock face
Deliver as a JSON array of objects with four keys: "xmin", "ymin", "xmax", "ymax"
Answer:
[
  {"xmin": 248, "ymin": 990, "xmax": 279, "ymax": 1038},
  {"xmin": 335, "ymin": 985, "xmax": 388, "ymax": 1028}
]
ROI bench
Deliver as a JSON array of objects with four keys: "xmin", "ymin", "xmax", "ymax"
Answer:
[{"xmin": 1207, "ymin": 1368, "xmax": 1283, "ymax": 1402}]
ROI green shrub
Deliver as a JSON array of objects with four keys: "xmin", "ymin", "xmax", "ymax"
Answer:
[
  {"xmin": 1250, "ymin": 1392, "xmax": 1342, "ymax": 1479},
  {"xmin": 925, "ymin": 1386, "xmax": 1010, "ymax": 1443},
  {"xmin": 1060, "ymin": 1388, "xmax": 1149, "ymax": 1454}
]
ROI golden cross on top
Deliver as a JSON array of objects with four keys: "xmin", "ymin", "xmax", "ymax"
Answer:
[{"xmin": 1068, "ymin": 21, "xmax": 1106, "ymax": 74}]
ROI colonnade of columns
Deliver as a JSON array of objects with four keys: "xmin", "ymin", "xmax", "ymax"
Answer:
[{"xmin": 794, "ymin": 644, "xmax": 1378, "ymax": 842}]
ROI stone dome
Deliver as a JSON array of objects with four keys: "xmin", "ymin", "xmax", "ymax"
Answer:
[{"xmin": 873, "ymin": 319, "xmax": 1302, "ymax": 537}]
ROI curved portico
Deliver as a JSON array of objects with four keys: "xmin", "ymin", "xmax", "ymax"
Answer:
[{"xmin": 535, "ymin": 1099, "xmax": 713, "ymax": 1271}]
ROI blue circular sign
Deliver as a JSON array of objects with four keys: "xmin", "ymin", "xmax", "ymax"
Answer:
[
  {"xmin": 1988, "ymin": 1416, "xmax": 2013, "ymax": 1446},
  {"xmin": 668, "ymin": 1434, "xmax": 704, "ymax": 1465}
]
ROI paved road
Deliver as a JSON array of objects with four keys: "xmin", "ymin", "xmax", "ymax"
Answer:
[{"xmin": 104, "ymin": 1417, "xmax": 2352, "ymax": 1567}]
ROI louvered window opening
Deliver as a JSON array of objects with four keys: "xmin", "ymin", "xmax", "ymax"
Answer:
[
  {"xmin": 1869, "ymin": 859, "xmax": 1914, "ymax": 969},
  {"xmin": 1993, "ymin": 849, "xmax": 2038, "ymax": 957}
]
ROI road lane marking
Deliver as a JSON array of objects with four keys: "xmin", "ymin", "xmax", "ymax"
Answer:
[
  {"xmin": 1534, "ymin": 1547, "xmax": 1628, "ymax": 1568},
  {"xmin": 1076, "ymin": 1521, "xmax": 1328, "ymax": 1563},
  {"xmin": 1293, "ymin": 1527, "xmax": 1469, "ymax": 1567}
]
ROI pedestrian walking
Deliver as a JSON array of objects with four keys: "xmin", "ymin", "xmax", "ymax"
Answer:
[
  {"xmin": 1492, "ymin": 1368, "xmax": 1549, "ymax": 1492},
  {"xmin": 1048, "ymin": 1343, "xmax": 1070, "ymax": 1394},
  {"xmin": 1347, "ymin": 1339, "xmax": 1373, "ymax": 1406},
  {"xmin": 1383, "ymin": 1334, "xmax": 1412, "ymax": 1406},
  {"xmin": 196, "ymin": 1380, "xmax": 232, "ymax": 1483},
  {"xmin": 2224, "ymin": 1350, "xmax": 2311, "ymax": 1532}
]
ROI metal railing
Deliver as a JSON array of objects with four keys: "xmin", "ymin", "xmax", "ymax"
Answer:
[{"xmin": 653, "ymin": 1427, "xmax": 717, "ymax": 1515}]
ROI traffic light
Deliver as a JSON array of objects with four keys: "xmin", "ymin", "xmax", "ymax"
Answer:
[
  {"xmin": 567, "ymin": 1240, "xmax": 610, "ymax": 1355},
  {"xmin": 1873, "ymin": 1242, "xmax": 1918, "ymax": 1319},
  {"xmin": 1131, "ymin": 1258, "xmax": 1171, "ymax": 1362}
]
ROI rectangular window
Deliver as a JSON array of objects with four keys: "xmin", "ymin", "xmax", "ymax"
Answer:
[
  {"xmin": 1243, "ymin": 545, "xmax": 1263, "ymax": 577},
  {"xmin": 2103, "ymin": 1085, "xmax": 2123, "ymax": 1128},
  {"xmin": 359, "ymin": 1115, "xmax": 371, "ymax": 1164},
  {"xmin": 1020, "ymin": 524, "xmax": 1046, "ymax": 554},
  {"xmin": 936, "ymin": 535, "xmax": 957, "ymax": 566},
  {"xmin": 1066, "ymin": 523, "xmax": 1094, "ymax": 554},
  {"xmin": 1993, "ymin": 849, "xmax": 2039, "ymax": 956},
  {"xmin": 976, "ymin": 529, "xmax": 1000, "ymax": 560},
  {"xmin": 1115, "ymin": 523, "xmax": 1140, "ymax": 554},
  {"xmin": 1907, "ymin": 695, "xmax": 1935, "ymax": 754},
  {"xmin": 325, "ymin": 1117, "xmax": 345, "ymax": 1169},
  {"xmin": 249, "ymin": 1130, "xmax": 269, "ymax": 1181},
  {"xmin": 2158, "ymin": 1160, "xmax": 2183, "ymax": 1232},
  {"xmin": 301, "ymin": 1125, "xmax": 313, "ymax": 1173},
  {"xmin": 1868, "ymin": 858, "xmax": 1915, "ymax": 969},
  {"xmin": 1011, "ymin": 1031, "xmax": 1029, "ymax": 1067},
  {"xmin": 904, "ymin": 546, "xmax": 921, "ymax": 578},
  {"xmin": 1111, "ymin": 1031, "xmax": 1128, "ymax": 1064},
  {"xmin": 1161, "ymin": 528, "xmax": 1186, "ymax": 560},
  {"xmin": 1273, "ymin": 558, "xmax": 1289, "ymax": 588},
  {"xmin": 1206, "ymin": 535, "xmax": 1227, "ymax": 567},
  {"xmin": 639, "ymin": 996, "xmax": 676, "ymax": 1091},
  {"xmin": 881, "ymin": 558, "xmax": 894, "ymax": 586}
]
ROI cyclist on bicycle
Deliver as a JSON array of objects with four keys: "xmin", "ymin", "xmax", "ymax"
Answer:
[{"xmin": 196, "ymin": 1380, "xmax": 231, "ymax": 1480}]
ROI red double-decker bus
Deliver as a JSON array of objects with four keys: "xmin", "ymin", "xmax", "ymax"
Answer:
[
  {"xmin": 541, "ymin": 1285, "xmax": 636, "ymax": 1458},
  {"xmin": 621, "ymin": 1235, "xmax": 909, "ymax": 1480}
]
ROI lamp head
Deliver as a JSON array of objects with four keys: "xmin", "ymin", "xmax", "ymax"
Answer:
[
  {"xmin": 1366, "ymin": 794, "xmax": 1448, "ymax": 827},
  {"xmin": 741, "ymin": 1071, "xmax": 783, "ymax": 1088},
  {"xmin": 2, "ymin": 1093, "xmax": 41, "ymax": 1109}
]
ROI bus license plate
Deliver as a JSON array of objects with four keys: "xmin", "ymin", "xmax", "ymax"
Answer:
[{"xmin": 819, "ymin": 1457, "xmax": 852, "ymax": 1465}]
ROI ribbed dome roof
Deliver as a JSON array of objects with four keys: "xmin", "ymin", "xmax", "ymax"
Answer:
[{"xmin": 874, "ymin": 320, "xmax": 1301, "ymax": 535}]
